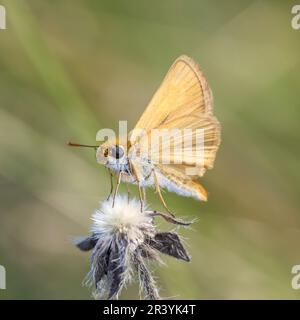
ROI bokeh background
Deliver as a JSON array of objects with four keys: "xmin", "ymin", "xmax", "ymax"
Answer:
[{"xmin": 0, "ymin": 0, "xmax": 299, "ymax": 299}]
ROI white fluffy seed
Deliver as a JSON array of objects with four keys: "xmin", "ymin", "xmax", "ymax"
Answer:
[{"xmin": 91, "ymin": 195, "xmax": 155, "ymax": 247}]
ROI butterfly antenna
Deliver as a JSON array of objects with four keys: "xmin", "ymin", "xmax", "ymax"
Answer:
[{"xmin": 68, "ymin": 141, "xmax": 99, "ymax": 149}]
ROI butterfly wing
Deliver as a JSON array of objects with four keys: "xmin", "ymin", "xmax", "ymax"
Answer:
[
  {"xmin": 131, "ymin": 55, "xmax": 214, "ymax": 140},
  {"xmin": 129, "ymin": 55, "xmax": 221, "ymax": 178}
]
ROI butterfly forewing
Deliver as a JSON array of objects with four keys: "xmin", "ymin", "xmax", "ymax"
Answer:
[
  {"xmin": 129, "ymin": 55, "xmax": 221, "ymax": 181},
  {"xmin": 131, "ymin": 55, "xmax": 213, "ymax": 137}
]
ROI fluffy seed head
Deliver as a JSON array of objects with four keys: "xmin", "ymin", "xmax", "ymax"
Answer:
[
  {"xmin": 76, "ymin": 194, "xmax": 192, "ymax": 300},
  {"xmin": 91, "ymin": 196, "xmax": 155, "ymax": 249}
]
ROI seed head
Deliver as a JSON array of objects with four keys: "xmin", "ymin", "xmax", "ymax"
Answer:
[{"xmin": 75, "ymin": 195, "xmax": 192, "ymax": 300}]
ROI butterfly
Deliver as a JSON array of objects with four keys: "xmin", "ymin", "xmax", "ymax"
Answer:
[{"xmin": 69, "ymin": 55, "xmax": 221, "ymax": 216}]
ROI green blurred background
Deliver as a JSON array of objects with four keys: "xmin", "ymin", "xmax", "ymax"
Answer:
[{"xmin": 0, "ymin": 0, "xmax": 299, "ymax": 299}]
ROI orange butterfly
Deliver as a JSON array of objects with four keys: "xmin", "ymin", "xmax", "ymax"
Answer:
[{"xmin": 69, "ymin": 55, "xmax": 221, "ymax": 215}]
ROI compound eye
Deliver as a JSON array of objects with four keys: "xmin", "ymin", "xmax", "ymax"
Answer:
[
  {"xmin": 111, "ymin": 145, "xmax": 124, "ymax": 159},
  {"xmin": 103, "ymin": 148, "xmax": 109, "ymax": 157}
]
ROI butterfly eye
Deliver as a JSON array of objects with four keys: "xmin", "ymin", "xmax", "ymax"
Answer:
[{"xmin": 111, "ymin": 145, "xmax": 124, "ymax": 159}]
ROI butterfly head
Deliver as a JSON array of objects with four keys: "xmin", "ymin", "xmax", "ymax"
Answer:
[
  {"xmin": 96, "ymin": 139, "xmax": 128, "ymax": 171},
  {"xmin": 68, "ymin": 139, "xmax": 129, "ymax": 172}
]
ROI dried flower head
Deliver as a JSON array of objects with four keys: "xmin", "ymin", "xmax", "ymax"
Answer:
[{"xmin": 75, "ymin": 195, "xmax": 192, "ymax": 300}]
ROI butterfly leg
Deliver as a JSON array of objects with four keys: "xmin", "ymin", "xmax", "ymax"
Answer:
[
  {"xmin": 138, "ymin": 187, "xmax": 147, "ymax": 211},
  {"xmin": 142, "ymin": 187, "xmax": 147, "ymax": 204},
  {"xmin": 129, "ymin": 160, "xmax": 145, "ymax": 212},
  {"xmin": 153, "ymin": 170, "xmax": 175, "ymax": 217},
  {"xmin": 107, "ymin": 169, "xmax": 114, "ymax": 200},
  {"xmin": 138, "ymin": 184, "xmax": 144, "ymax": 212},
  {"xmin": 112, "ymin": 171, "xmax": 122, "ymax": 207},
  {"xmin": 126, "ymin": 183, "xmax": 131, "ymax": 204}
]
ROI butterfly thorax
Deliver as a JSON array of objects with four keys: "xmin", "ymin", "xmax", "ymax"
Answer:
[{"xmin": 97, "ymin": 140, "xmax": 157, "ymax": 186}]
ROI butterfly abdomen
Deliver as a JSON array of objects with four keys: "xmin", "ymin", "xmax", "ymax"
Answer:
[{"xmin": 157, "ymin": 171, "xmax": 207, "ymax": 201}]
